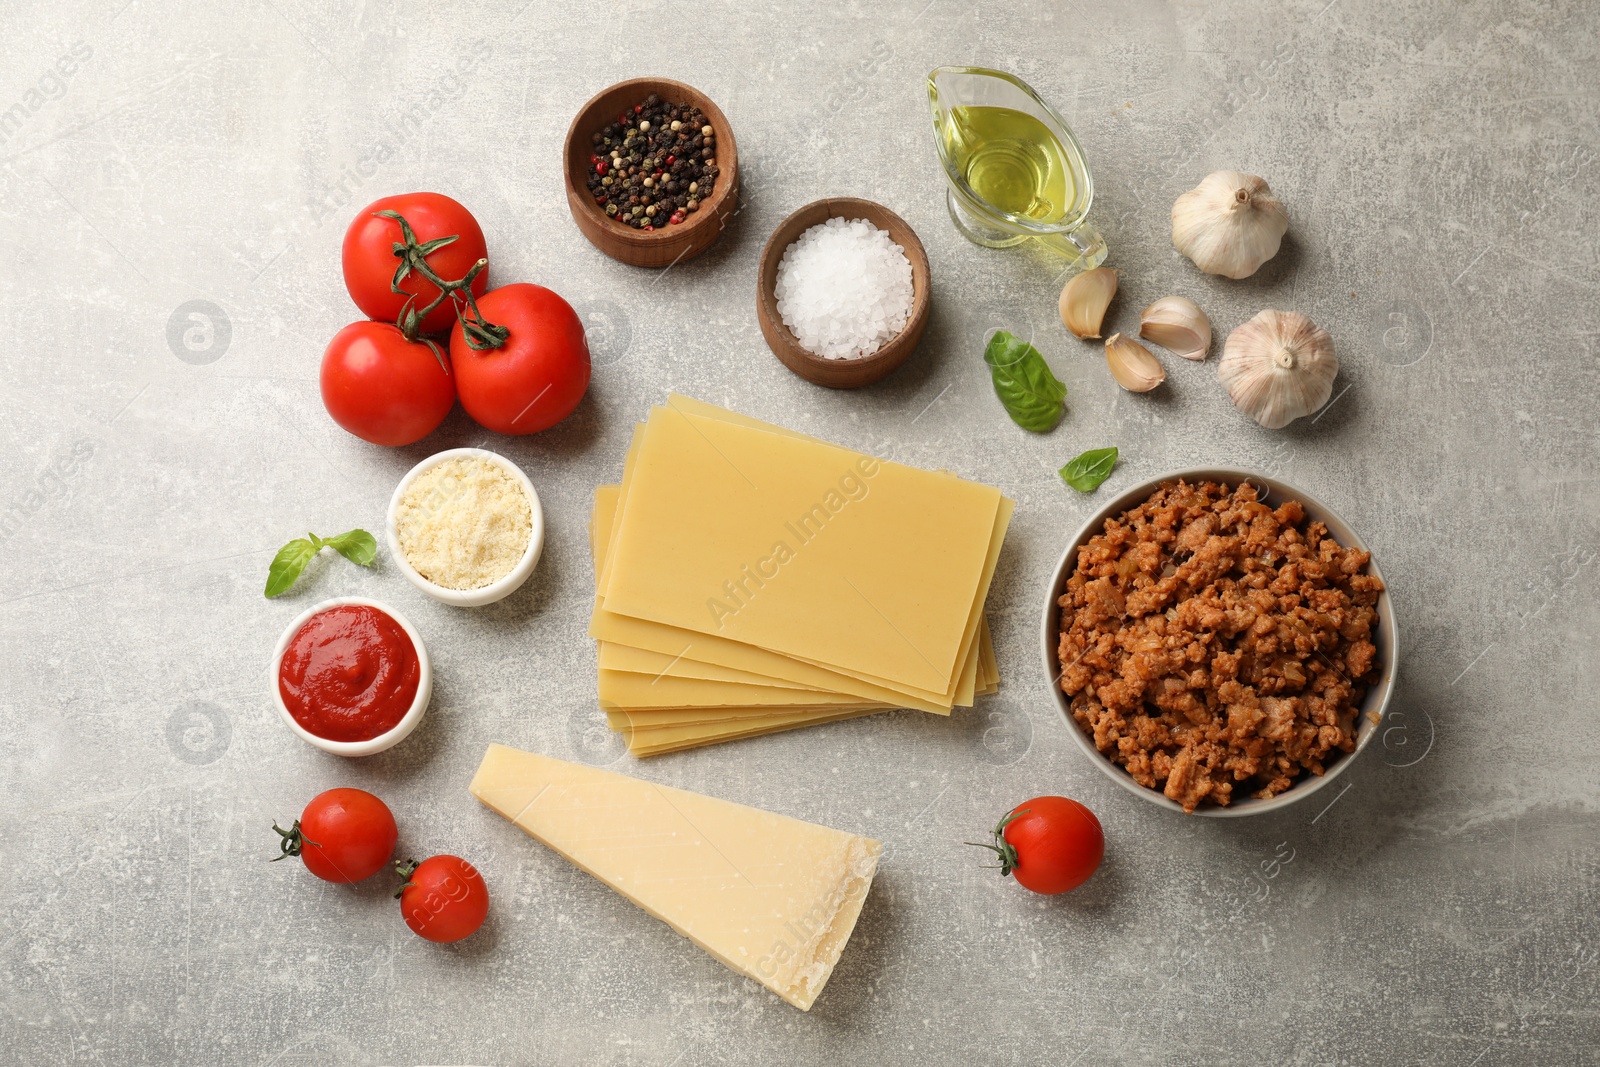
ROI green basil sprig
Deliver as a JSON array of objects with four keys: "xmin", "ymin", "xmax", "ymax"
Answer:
[
  {"xmin": 983, "ymin": 330, "xmax": 1067, "ymax": 433},
  {"xmin": 1059, "ymin": 447, "xmax": 1118, "ymax": 493},
  {"xmin": 265, "ymin": 529, "xmax": 377, "ymax": 598}
]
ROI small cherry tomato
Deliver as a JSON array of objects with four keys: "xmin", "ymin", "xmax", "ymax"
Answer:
[
  {"xmin": 396, "ymin": 855, "xmax": 489, "ymax": 943},
  {"xmin": 971, "ymin": 795, "xmax": 1104, "ymax": 894},
  {"xmin": 449, "ymin": 283, "xmax": 590, "ymax": 435},
  {"xmin": 272, "ymin": 788, "xmax": 398, "ymax": 884},
  {"xmin": 342, "ymin": 192, "xmax": 488, "ymax": 335},
  {"xmin": 319, "ymin": 320, "xmax": 455, "ymax": 446}
]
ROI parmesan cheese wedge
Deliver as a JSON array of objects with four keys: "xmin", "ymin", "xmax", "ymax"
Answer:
[{"xmin": 469, "ymin": 744, "xmax": 880, "ymax": 1011}]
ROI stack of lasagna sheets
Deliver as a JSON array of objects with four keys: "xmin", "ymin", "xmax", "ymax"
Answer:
[{"xmin": 587, "ymin": 396, "xmax": 1013, "ymax": 756}]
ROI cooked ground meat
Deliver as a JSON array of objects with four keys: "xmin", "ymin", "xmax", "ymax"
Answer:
[{"xmin": 1057, "ymin": 479, "xmax": 1383, "ymax": 812}]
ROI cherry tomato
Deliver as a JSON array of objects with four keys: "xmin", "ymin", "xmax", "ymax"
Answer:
[
  {"xmin": 320, "ymin": 320, "xmax": 455, "ymax": 446},
  {"xmin": 342, "ymin": 192, "xmax": 488, "ymax": 335},
  {"xmin": 396, "ymin": 855, "xmax": 489, "ymax": 943},
  {"xmin": 272, "ymin": 788, "xmax": 398, "ymax": 884},
  {"xmin": 449, "ymin": 283, "xmax": 590, "ymax": 435},
  {"xmin": 974, "ymin": 795, "xmax": 1103, "ymax": 895}
]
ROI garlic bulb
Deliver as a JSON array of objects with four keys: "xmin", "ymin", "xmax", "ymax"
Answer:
[
  {"xmin": 1218, "ymin": 310, "xmax": 1337, "ymax": 429},
  {"xmin": 1105, "ymin": 333, "xmax": 1165, "ymax": 392},
  {"xmin": 1140, "ymin": 296, "xmax": 1211, "ymax": 361},
  {"xmin": 1060, "ymin": 267, "xmax": 1118, "ymax": 339},
  {"xmin": 1171, "ymin": 171, "xmax": 1288, "ymax": 279}
]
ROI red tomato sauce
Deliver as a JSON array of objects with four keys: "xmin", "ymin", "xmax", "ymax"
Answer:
[{"xmin": 278, "ymin": 604, "xmax": 420, "ymax": 742}]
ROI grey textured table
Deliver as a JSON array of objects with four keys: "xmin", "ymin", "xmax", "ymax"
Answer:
[{"xmin": 4, "ymin": 1, "xmax": 1597, "ymax": 1064}]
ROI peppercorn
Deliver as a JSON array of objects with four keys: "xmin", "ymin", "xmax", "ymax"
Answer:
[{"xmin": 587, "ymin": 96, "xmax": 718, "ymax": 228}]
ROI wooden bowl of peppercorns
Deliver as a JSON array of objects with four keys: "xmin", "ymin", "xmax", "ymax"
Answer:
[{"xmin": 564, "ymin": 77, "xmax": 739, "ymax": 268}]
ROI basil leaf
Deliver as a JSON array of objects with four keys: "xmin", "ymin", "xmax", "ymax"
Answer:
[
  {"xmin": 263, "ymin": 528, "xmax": 377, "ymax": 598},
  {"xmin": 264, "ymin": 539, "xmax": 317, "ymax": 598},
  {"xmin": 1059, "ymin": 447, "xmax": 1118, "ymax": 493},
  {"xmin": 984, "ymin": 331, "xmax": 1067, "ymax": 433},
  {"xmin": 322, "ymin": 529, "xmax": 378, "ymax": 567}
]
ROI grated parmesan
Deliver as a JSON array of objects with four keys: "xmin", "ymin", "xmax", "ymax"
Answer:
[{"xmin": 395, "ymin": 456, "xmax": 532, "ymax": 590}]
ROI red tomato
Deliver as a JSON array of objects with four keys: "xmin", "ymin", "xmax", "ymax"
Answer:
[
  {"xmin": 449, "ymin": 283, "xmax": 590, "ymax": 435},
  {"xmin": 342, "ymin": 192, "xmax": 488, "ymax": 335},
  {"xmin": 273, "ymin": 788, "xmax": 398, "ymax": 884},
  {"xmin": 320, "ymin": 320, "xmax": 455, "ymax": 446},
  {"xmin": 397, "ymin": 855, "xmax": 489, "ymax": 943},
  {"xmin": 977, "ymin": 795, "xmax": 1103, "ymax": 894}
]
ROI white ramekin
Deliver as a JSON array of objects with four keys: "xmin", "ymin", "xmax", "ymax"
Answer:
[
  {"xmin": 386, "ymin": 448, "xmax": 545, "ymax": 608},
  {"xmin": 271, "ymin": 596, "xmax": 432, "ymax": 757}
]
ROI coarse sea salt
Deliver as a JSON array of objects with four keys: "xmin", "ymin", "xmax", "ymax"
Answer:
[{"xmin": 774, "ymin": 216, "xmax": 913, "ymax": 360}]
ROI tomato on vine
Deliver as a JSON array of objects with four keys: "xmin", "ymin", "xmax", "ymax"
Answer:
[
  {"xmin": 969, "ymin": 795, "xmax": 1104, "ymax": 895},
  {"xmin": 324, "ymin": 193, "xmax": 585, "ymax": 444},
  {"xmin": 320, "ymin": 321, "xmax": 455, "ymax": 446},
  {"xmin": 272, "ymin": 788, "xmax": 398, "ymax": 884},
  {"xmin": 342, "ymin": 193, "xmax": 488, "ymax": 335},
  {"xmin": 395, "ymin": 855, "xmax": 489, "ymax": 943},
  {"xmin": 449, "ymin": 283, "xmax": 590, "ymax": 435}
]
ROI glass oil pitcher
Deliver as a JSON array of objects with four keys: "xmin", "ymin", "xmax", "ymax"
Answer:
[{"xmin": 928, "ymin": 66, "xmax": 1108, "ymax": 270}]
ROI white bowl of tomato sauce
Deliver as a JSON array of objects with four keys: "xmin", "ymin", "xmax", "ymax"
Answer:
[{"xmin": 271, "ymin": 597, "xmax": 432, "ymax": 757}]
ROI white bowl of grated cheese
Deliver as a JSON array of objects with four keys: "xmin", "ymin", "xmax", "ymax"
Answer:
[{"xmin": 386, "ymin": 448, "xmax": 545, "ymax": 608}]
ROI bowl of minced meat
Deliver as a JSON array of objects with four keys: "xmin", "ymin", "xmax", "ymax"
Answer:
[
  {"xmin": 1042, "ymin": 470, "xmax": 1396, "ymax": 816},
  {"xmin": 387, "ymin": 449, "xmax": 544, "ymax": 608}
]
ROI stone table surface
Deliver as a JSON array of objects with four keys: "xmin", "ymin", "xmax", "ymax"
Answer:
[{"xmin": 3, "ymin": 1, "xmax": 1597, "ymax": 1064}]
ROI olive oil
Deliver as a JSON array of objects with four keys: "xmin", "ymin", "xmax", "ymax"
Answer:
[
  {"xmin": 940, "ymin": 105, "xmax": 1075, "ymax": 223},
  {"xmin": 927, "ymin": 66, "xmax": 1107, "ymax": 265}
]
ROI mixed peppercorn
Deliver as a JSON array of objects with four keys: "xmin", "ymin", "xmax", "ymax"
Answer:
[{"xmin": 587, "ymin": 94, "xmax": 720, "ymax": 230}]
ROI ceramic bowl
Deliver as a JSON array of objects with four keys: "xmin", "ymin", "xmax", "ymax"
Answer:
[
  {"xmin": 756, "ymin": 197, "xmax": 931, "ymax": 389},
  {"xmin": 563, "ymin": 77, "xmax": 739, "ymax": 268},
  {"xmin": 387, "ymin": 448, "xmax": 545, "ymax": 608},
  {"xmin": 1040, "ymin": 467, "xmax": 1398, "ymax": 817},
  {"xmin": 270, "ymin": 597, "xmax": 432, "ymax": 757}
]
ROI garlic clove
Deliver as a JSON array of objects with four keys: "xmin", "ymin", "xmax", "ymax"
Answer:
[
  {"xmin": 1140, "ymin": 296, "xmax": 1212, "ymax": 361},
  {"xmin": 1105, "ymin": 333, "xmax": 1166, "ymax": 392},
  {"xmin": 1059, "ymin": 267, "xmax": 1118, "ymax": 339},
  {"xmin": 1218, "ymin": 310, "xmax": 1338, "ymax": 429},
  {"xmin": 1171, "ymin": 171, "xmax": 1288, "ymax": 279}
]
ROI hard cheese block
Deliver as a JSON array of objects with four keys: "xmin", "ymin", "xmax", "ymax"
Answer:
[{"xmin": 470, "ymin": 744, "xmax": 880, "ymax": 1010}]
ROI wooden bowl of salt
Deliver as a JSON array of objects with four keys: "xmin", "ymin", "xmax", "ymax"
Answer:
[{"xmin": 756, "ymin": 197, "xmax": 931, "ymax": 389}]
